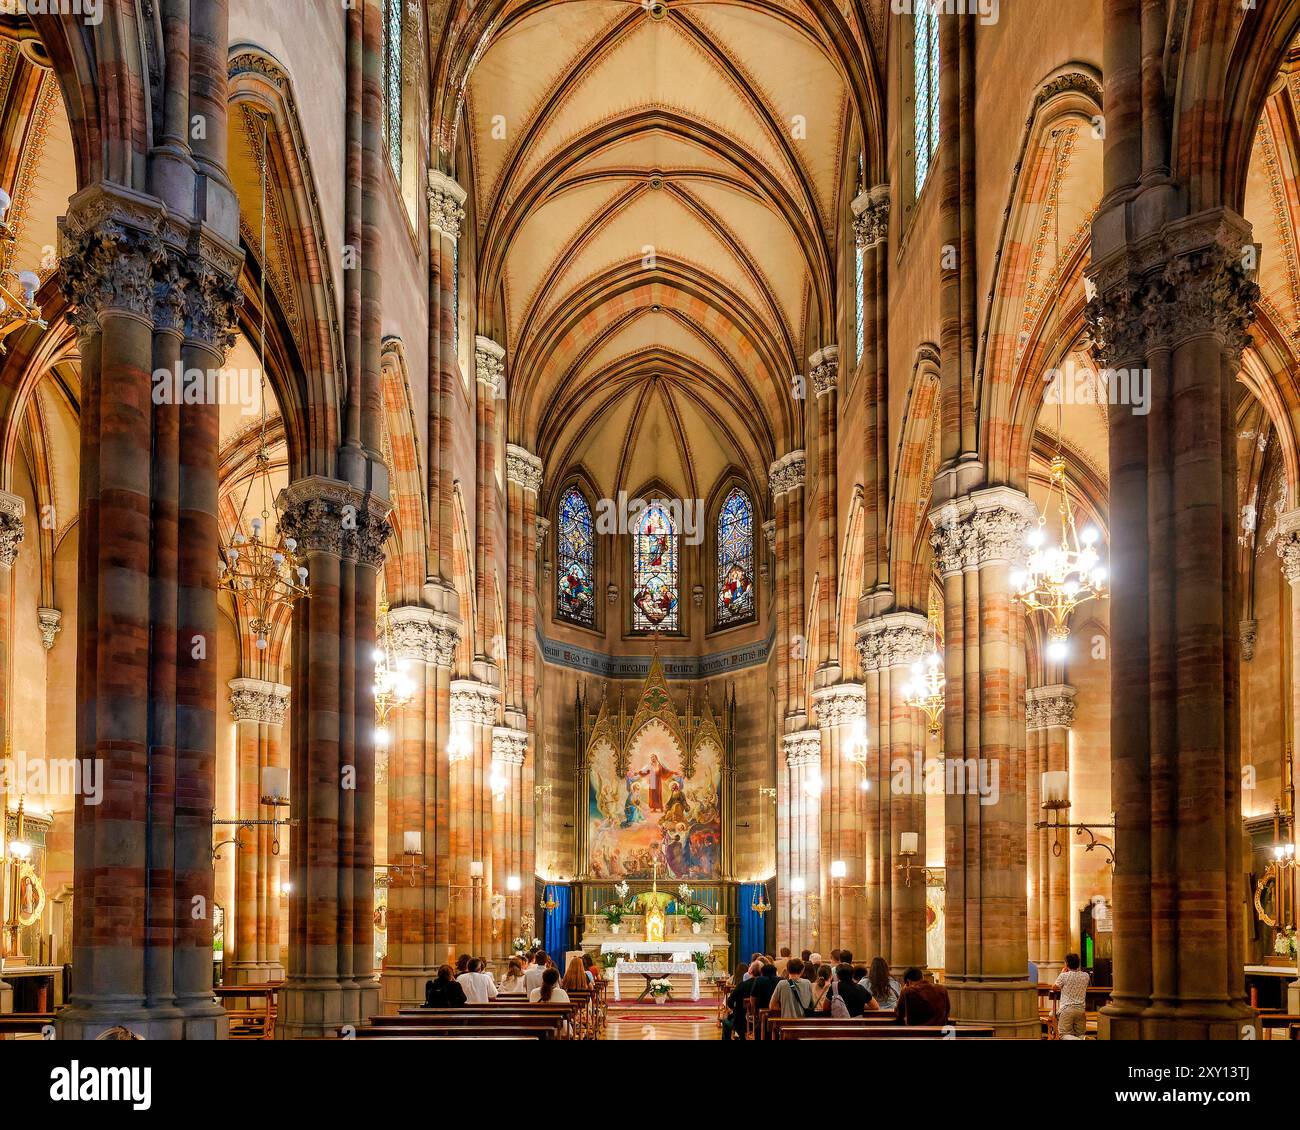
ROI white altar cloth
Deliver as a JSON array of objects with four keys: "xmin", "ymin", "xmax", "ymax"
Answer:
[
  {"xmin": 599, "ymin": 941, "xmax": 711, "ymax": 956},
  {"xmin": 610, "ymin": 960, "xmax": 700, "ymax": 1001}
]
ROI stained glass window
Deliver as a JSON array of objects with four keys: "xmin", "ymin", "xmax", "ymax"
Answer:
[
  {"xmin": 855, "ymin": 243, "xmax": 865, "ymax": 364},
  {"xmin": 384, "ymin": 0, "xmax": 403, "ymax": 180},
  {"xmin": 452, "ymin": 241, "xmax": 460, "ymax": 354},
  {"xmin": 557, "ymin": 487, "xmax": 596, "ymax": 627},
  {"xmin": 632, "ymin": 503, "xmax": 679, "ymax": 632},
  {"xmin": 914, "ymin": 1, "xmax": 940, "ymax": 196},
  {"xmin": 716, "ymin": 487, "xmax": 754, "ymax": 627}
]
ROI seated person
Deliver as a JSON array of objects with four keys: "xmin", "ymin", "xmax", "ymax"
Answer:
[
  {"xmin": 456, "ymin": 956, "xmax": 498, "ymax": 1004},
  {"xmin": 529, "ymin": 966, "xmax": 570, "ymax": 1004},
  {"xmin": 828, "ymin": 963, "xmax": 874, "ymax": 1016},
  {"xmin": 423, "ymin": 964, "xmax": 468, "ymax": 1007},
  {"xmin": 895, "ymin": 966, "xmax": 950, "ymax": 1026}
]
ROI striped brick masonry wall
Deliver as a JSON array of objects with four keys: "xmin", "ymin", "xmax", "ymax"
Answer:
[
  {"xmin": 448, "ymin": 678, "xmax": 500, "ymax": 958},
  {"xmin": 0, "ymin": 490, "xmax": 22, "ymax": 1011},
  {"xmin": 812, "ymin": 682, "xmax": 866, "ymax": 955},
  {"xmin": 274, "ymin": 476, "xmax": 392, "ymax": 1038},
  {"xmin": 856, "ymin": 611, "xmax": 929, "ymax": 970},
  {"xmin": 1026, "ymin": 683, "xmax": 1075, "ymax": 980},
  {"xmin": 929, "ymin": 485, "xmax": 1039, "ymax": 1038},
  {"xmin": 379, "ymin": 606, "xmax": 459, "ymax": 1013},
  {"xmin": 491, "ymin": 725, "xmax": 529, "ymax": 950},
  {"xmin": 781, "ymin": 729, "xmax": 820, "ymax": 952},
  {"xmin": 226, "ymin": 678, "xmax": 291, "ymax": 985},
  {"xmin": 810, "ymin": 344, "xmax": 840, "ymax": 680}
]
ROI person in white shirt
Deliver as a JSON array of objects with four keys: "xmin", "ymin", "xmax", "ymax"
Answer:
[
  {"xmin": 1054, "ymin": 953, "xmax": 1091, "ymax": 1039},
  {"xmin": 524, "ymin": 950, "xmax": 549, "ymax": 994},
  {"xmin": 457, "ymin": 957, "xmax": 498, "ymax": 1004},
  {"xmin": 529, "ymin": 967, "xmax": 570, "ymax": 1003},
  {"xmin": 499, "ymin": 956, "xmax": 528, "ymax": 994}
]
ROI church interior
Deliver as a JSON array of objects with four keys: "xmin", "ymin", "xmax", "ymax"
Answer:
[{"xmin": 0, "ymin": 0, "xmax": 1298, "ymax": 1049}]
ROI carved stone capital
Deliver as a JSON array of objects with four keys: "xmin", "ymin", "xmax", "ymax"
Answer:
[
  {"xmin": 0, "ymin": 491, "xmax": 24, "ymax": 568},
  {"xmin": 277, "ymin": 475, "xmax": 393, "ymax": 568},
  {"xmin": 475, "ymin": 336, "xmax": 505, "ymax": 395},
  {"xmin": 506, "ymin": 444, "xmax": 543, "ymax": 493},
  {"xmin": 1026, "ymin": 684, "xmax": 1075, "ymax": 731},
  {"xmin": 782, "ymin": 728, "xmax": 821, "ymax": 768},
  {"xmin": 492, "ymin": 726, "xmax": 529, "ymax": 766},
  {"xmin": 428, "ymin": 169, "xmax": 467, "ymax": 241},
  {"xmin": 768, "ymin": 450, "xmax": 806, "ymax": 498},
  {"xmin": 36, "ymin": 607, "xmax": 61, "ymax": 650},
  {"xmin": 228, "ymin": 677, "xmax": 291, "ymax": 725},
  {"xmin": 855, "ymin": 611, "xmax": 929, "ymax": 671},
  {"xmin": 809, "ymin": 344, "xmax": 839, "ymax": 398},
  {"xmin": 928, "ymin": 486, "xmax": 1035, "ymax": 576},
  {"xmin": 450, "ymin": 679, "xmax": 500, "ymax": 727},
  {"xmin": 1277, "ymin": 507, "xmax": 1300, "ymax": 585},
  {"xmin": 1240, "ymin": 618, "xmax": 1258, "ymax": 662},
  {"xmin": 852, "ymin": 184, "xmax": 890, "ymax": 249},
  {"xmin": 1085, "ymin": 209, "xmax": 1258, "ymax": 368},
  {"xmin": 762, "ymin": 519, "xmax": 775, "ymax": 555},
  {"xmin": 812, "ymin": 683, "xmax": 866, "ymax": 728},
  {"xmin": 535, "ymin": 516, "xmax": 551, "ymax": 544},
  {"xmin": 182, "ymin": 254, "xmax": 243, "ymax": 351},
  {"xmin": 389, "ymin": 605, "xmax": 461, "ymax": 667}
]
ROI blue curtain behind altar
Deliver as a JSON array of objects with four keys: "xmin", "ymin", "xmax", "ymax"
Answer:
[
  {"xmin": 544, "ymin": 884, "xmax": 571, "ymax": 957},
  {"xmin": 738, "ymin": 883, "xmax": 767, "ymax": 964}
]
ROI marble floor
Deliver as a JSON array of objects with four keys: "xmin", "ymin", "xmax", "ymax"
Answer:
[{"xmin": 604, "ymin": 975, "xmax": 724, "ymax": 1039}]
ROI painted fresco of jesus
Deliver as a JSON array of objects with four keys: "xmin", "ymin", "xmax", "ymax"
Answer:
[{"xmin": 630, "ymin": 753, "xmax": 675, "ymax": 812}]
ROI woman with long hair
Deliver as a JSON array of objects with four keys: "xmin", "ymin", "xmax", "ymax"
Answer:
[
  {"xmin": 562, "ymin": 955, "xmax": 589, "ymax": 992},
  {"xmin": 530, "ymin": 966, "xmax": 570, "ymax": 1004},
  {"xmin": 812, "ymin": 964, "xmax": 834, "ymax": 1010},
  {"xmin": 423, "ymin": 964, "xmax": 468, "ymax": 1008},
  {"xmin": 867, "ymin": 956, "xmax": 900, "ymax": 1011},
  {"xmin": 499, "ymin": 956, "xmax": 527, "ymax": 994}
]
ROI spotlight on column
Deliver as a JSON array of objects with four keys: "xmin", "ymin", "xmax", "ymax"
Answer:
[
  {"xmin": 859, "ymin": 777, "xmax": 871, "ymax": 791},
  {"xmin": 506, "ymin": 875, "xmax": 522, "ymax": 893},
  {"xmin": 260, "ymin": 766, "xmax": 289, "ymax": 807},
  {"xmin": 790, "ymin": 877, "xmax": 806, "ymax": 894},
  {"xmin": 830, "ymin": 860, "xmax": 846, "ymax": 879},
  {"xmin": 279, "ymin": 881, "xmax": 293, "ymax": 897}
]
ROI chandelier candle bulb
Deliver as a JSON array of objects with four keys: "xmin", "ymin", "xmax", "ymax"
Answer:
[
  {"xmin": 506, "ymin": 875, "xmax": 521, "ymax": 892},
  {"xmin": 900, "ymin": 831, "xmax": 919, "ymax": 857},
  {"xmin": 403, "ymin": 831, "xmax": 422, "ymax": 856},
  {"xmin": 1042, "ymin": 770, "xmax": 1069, "ymax": 808},
  {"xmin": 830, "ymin": 860, "xmax": 846, "ymax": 879},
  {"xmin": 260, "ymin": 767, "xmax": 289, "ymax": 806},
  {"xmin": 469, "ymin": 861, "xmax": 484, "ymax": 880}
]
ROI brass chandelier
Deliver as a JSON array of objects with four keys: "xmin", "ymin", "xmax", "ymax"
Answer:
[
  {"xmin": 0, "ymin": 187, "xmax": 48, "ymax": 353},
  {"xmin": 217, "ymin": 112, "xmax": 309, "ymax": 647},
  {"xmin": 1011, "ymin": 450, "xmax": 1107, "ymax": 661},
  {"xmin": 373, "ymin": 600, "xmax": 415, "ymax": 747},
  {"xmin": 903, "ymin": 615, "xmax": 946, "ymax": 735}
]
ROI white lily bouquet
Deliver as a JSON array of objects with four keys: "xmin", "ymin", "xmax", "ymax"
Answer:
[{"xmin": 648, "ymin": 977, "xmax": 673, "ymax": 1000}]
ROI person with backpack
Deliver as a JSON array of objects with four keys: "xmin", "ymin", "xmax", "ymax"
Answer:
[
  {"xmin": 828, "ymin": 963, "xmax": 874, "ymax": 1017},
  {"xmin": 771, "ymin": 957, "xmax": 815, "ymax": 1017}
]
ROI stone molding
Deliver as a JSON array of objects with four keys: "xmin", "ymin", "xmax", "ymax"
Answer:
[
  {"xmin": 855, "ymin": 610, "xmax": 930, "ymax": 671},
  {"xmin": 1240, "ymin": 618, "xmax": 1258, "ymax": 662},
  {"xmin": 228, "ymin": 677, "xmax": 291, "ymax": 725},
  {"xmin": 388, "ymin": 605, "xmax": 461, "ymax": 667},
  {"xmin": 762, "ymin": 519, "xmax": 775, "ymax": 555},
  {"xmin": 782, "ymin": 728, "xmax": 821, "ymax": 768},
  {"xmin": 1026, "ymin": 684, "xmax": 1075, "ymax": 731},
  {"xmin": 809, "ymin": 344, "xmax": 839, "ymax": 398},
  {"xmin": 768, "ymin": 450, "xmax": 806, "ymax": 497},
  {"xmin": 928, "ymin": 486, "xmax": 1036, "ymax": 576},
  {"xmin": 427, "ymin": 169, "xmax": 467, "ymax": 240},
  {"xmin": 450, "ymin": 679, "xmax": 500, "ymax": 727},
  {"xmin": 36, "ymin": 607, "xmax": 62, "ymax": 650},
  {"xmin": 505, "ymin": 444, "xmax": 543, "ymax": 493},
  {"xmin": 276, "ymin": 475, "xmax": 393, "ymax": 568}
]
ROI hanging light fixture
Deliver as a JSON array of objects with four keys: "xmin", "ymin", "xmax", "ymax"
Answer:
[
  {"xmin": 0, "ymin": 187, "xmax": 48, "ymax": 353},
  {"xmin": 373, "ymin": 600, "xmax": 415, "ymax": 747},
  {"xmin": 903, "ymin": 614, "xmax": 946, "ymax": 735},
  {"xmin": 1011, "ymin": 129, "xmax": 1107, "ymax": 661},
  {"xmin": 218, "ymin": 112, "xmax": 309, "ymax": 647}
]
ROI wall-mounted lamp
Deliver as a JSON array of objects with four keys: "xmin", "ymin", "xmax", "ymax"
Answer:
[{"xmin": 1034, "ymin": 772, "xmax": 1116, "ymax": 865}]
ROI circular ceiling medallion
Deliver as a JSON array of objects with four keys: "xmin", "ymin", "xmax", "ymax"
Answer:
[
  {"xmin": 648, "ymin": 175, "xmax": 664, "ymax": 190},
  {"xmin": 648, "ymin": 2, "xmax": 669, "ymax": 21}
]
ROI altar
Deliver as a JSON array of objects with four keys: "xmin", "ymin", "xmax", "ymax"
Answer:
[
  {"xmin": 610, "ymin": 959, "xmax": 701, "ymax": 1002},
  {"xmin": 599, "ymin": 940, "xmax": 711, "ymax": 957}
]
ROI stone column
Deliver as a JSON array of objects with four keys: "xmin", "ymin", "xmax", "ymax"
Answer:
[
  {"xmin": 1028, "ymin": 684, "xmax": 1075, "ymax": 980},
  {"xmin": 379, "ymin": 606, "xmax": 459, "ymax": 1013},
  {"xmin": 1273, "ymin": 511, "xmax": 1300, "ymax": 1013},
  {"xmin": 56, "ymin": 185, "xmax": 241, "ymax": 1041},
  {"xmin": 474, "ymin": 337, "xmax": 504, "ymax": 660},
  {"xmin": 225, "ymin": 678, "xmax": 291, "ymax": 985},
  {"xmin": 781, "ymin": 730, "xmax": 820, "ymax": 952},
  {"xmin": 770, "ymin": 452, "xmax": 807, "ymax": 728},
  {"xmin": 426, "ymin": 171, "xmax": 466, "ymax": 585},
  {"xmin": 449, "ymin": 678, "xmax": 500, "ymax": 959},
  {"xmin": 811, "ymin": 346, "xmax": 840, "ymax": 678},
  {"xmin": 812, "ymin": 683, "xmax": 865, "ymax": 956},
  {"xmin": 0, "ymin": 493, "xmax": 24, "ymax": 758},
  {"xmin": 492, "ymin": 726, "xmax": 529, "ymax": 952},
  {"xmin": 856, "ymin": 612, "xmax": 929, "ymax": 968},
  {"xmin": 852, "ymin": 186, "xmax": 891, "ymax": 595},
  {"xmin": 928, "ymin": 486, "xmax": 1039, "ymax": 1038},
  {"xmin": 1087, "ymin": 209, "xmax": 1258, "ymax": 1039},
  {"xmin": 275, "ymin": 476, "xmax": 391, "ymax": 1038},
  {"xmin": 1025, "ymin": 693, "xmax": 1046, "ymax": 972}
]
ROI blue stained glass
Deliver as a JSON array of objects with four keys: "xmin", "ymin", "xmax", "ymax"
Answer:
[
  {"xmin": 855, "ymin": 243, "xmax": 865, "ymax": 364},
  {"xmin": 385, "ymin": 0, "xmax": 402, "ymax": 180},
  {"xmin": 453, "ymin": 241, "xmax": 460, "ymax": 353},
  {"xmin": 632, "ymin": 503, "xmax": 679, "ymax": 632},
  {"xmin": 557, "ymin": 487, "xmax": 596, "ymax": 627},
  {"xmin": 716, "ymin": 488, "xmax": 754, "ymax": 627},
  {"xmin": 914, "ymin": 2, "xmax": 939, "ymax": 196}
]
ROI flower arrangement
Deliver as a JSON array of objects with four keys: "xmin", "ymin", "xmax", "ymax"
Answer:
[
  {"xmin": 691, "ymin": 951, "xmax": 710, "ymax": 972},
  {"xmin": 602, "ymin": 902, "xmax": 626, "ymax": 927},
  {"xmin": 614, "ymin": 881, "xmax": 631, "ymax": 901},
  {"xmin": 1274, "ymin": 927, "xmax": 1297, "ymax": 959},
  {"xmin": 677, "ymin": 883, "xmax": 692, "ymax": 902},
  {"xmin": 599, "ymin": 950, "xmax": 625, "ymax": 970},
  {"xmin": 511, "ymin": 935, "xmax": 541, "ymax": 955},
  {"xmin": 649, "ymin": 977, "xmax": 673, "ymax": 1000},
  {"xmin": 683, "ymin": 903, "xmax": 707, "ymax": 926}
]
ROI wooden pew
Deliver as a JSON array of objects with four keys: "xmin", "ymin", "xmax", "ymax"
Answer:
[
  {"xmin": 775, "ymin": 1022, "xmax": 994, "ymax": 1040},
  {"xmin": 0, "ymin": 1013, "xmax": 55, "ymax": 1039},
  {"xmin": 381, "ymin": 1003, "xmax": 580, "ymax": 1039},
  {"xmin": 350, "ymin": 1023, "xmax": 552, "ymax": 1040}
]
